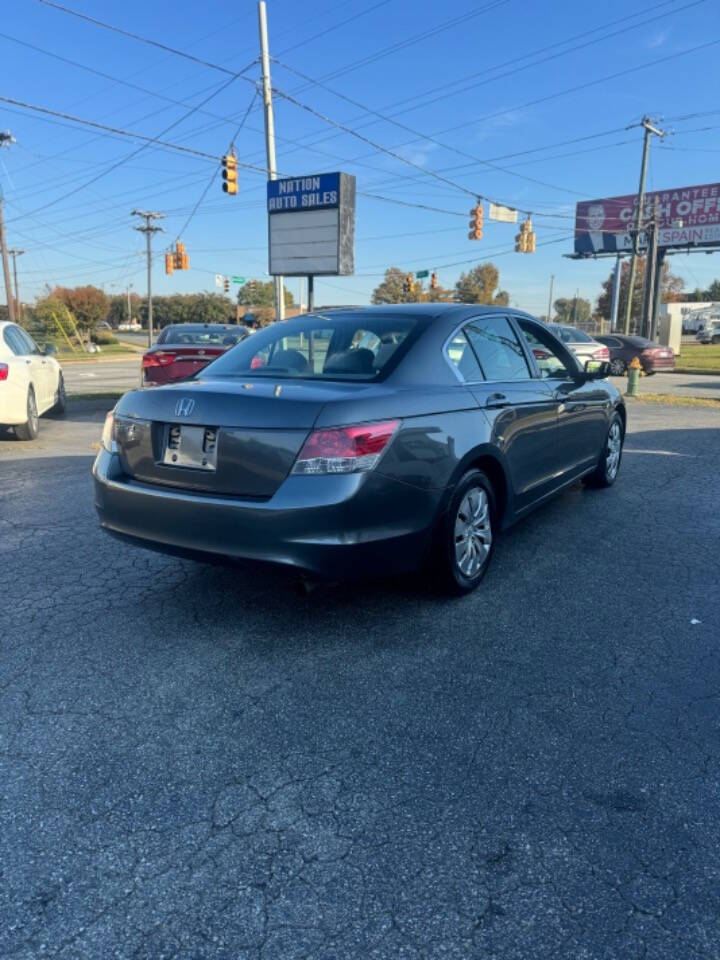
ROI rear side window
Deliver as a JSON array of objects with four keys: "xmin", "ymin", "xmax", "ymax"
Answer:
[
  {"xmin": 3, "ymin": 327, "xmax": 28, "ymax": 356},
  {"xmin": 464, "ymin": 316, "xmax": 531, "ymax": 381},
  {"xmin": 447, "ymin": 330, "xmax": 484, "ymax": 382}
]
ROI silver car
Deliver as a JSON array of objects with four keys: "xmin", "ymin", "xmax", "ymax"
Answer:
[
  {"xmin": 695, "ymin": 323, "xmax": 720, "ymax": 345},
  {"xmin": 548, "ymin": 324, "xmax": 610, "ymax": 365}
]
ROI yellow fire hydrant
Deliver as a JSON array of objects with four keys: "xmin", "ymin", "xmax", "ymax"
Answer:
[{"xmin": 626, "ymin": 356, "xmax": 642, "ymax": 397}]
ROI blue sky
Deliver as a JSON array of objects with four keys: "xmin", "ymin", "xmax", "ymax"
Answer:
[{"xmin": 2, "ymin": 0, "xmax": 720, "ymax": 313}]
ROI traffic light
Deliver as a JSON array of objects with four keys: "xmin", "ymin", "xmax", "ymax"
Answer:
[
  {"xmin": 165, "ymin": 252, "xmax": 174, "ymax": 275},
  {"xmin": 430, "ymin": 271, "xmax": 438, "ymax": 290},
  {"xmin": 222, "ymin": 153, "xmax": 238, "ymax": 195},
  {"xmin": 403, "ymin": 273, "xmax": 414, "ymax": 296},
  {"xmin": 515, "ymin": 217, "xmax": 535, "ymax": 254},
  {"xmin": 223, "ymin": 276, "xmax": 230, "ymax": 293},
  {"xmin": 468, "ymin": 203, "xmax": 483, "ymax": 240}
]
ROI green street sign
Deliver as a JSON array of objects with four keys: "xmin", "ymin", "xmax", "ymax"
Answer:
[
  {"xmin": 232, "ymin": 276, "xmax": 246, "ymax": 284},
  {"xmin": 415, "ymin": 269, "xmax": 429, "ymax": 279}
]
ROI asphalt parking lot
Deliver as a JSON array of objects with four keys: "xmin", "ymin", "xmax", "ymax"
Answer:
[{"xmin": 1, "ymin": 400, "xmax": 719, "ymax": 960}]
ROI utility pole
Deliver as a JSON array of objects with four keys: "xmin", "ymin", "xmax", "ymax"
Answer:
[
  {"xmin": 0, "ymin": 131, "xmax": 17, "ymax": 326},
  {"xmin": 609, "ymin": 256, "xmax": 622, "ymax": 332},
  {"xmin": 132, "ymin": 210, "xmax": 164, "ymax": 347},
  {"xmin": 8, "ymin": 248, "xmax": 24, "ymax": 320},
  {"xmin": 258, "ymin": 0, "xmax": 285, "ymax": 324},
  {"xmin": 641, "ymin": 197, "xmax": 660, "ymax": 340},
  {"xmin": 572, "ymin": 287, "xmax": 579, "ymax": 326},
  {"xmin": 127, "ymin": 284, "xmax": 133, "ymax": 325},
  {"xmin": 623, "ymin": 116, "xmax": 665, "ymax": 335},
  {"xmin": 546, "ymin": 274, "xmax": 554, "ymax": 323}
]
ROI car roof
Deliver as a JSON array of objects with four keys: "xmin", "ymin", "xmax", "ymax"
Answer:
[
  {"xmin": 161, "ymin": 322, "xmax": 237, "ymax": 329},
  {"xmin": 299, "ymin": 303, "xmax": 538, "ymax": 327}
]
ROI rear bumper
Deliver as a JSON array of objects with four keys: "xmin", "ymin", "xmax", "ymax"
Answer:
[
  {"xmin": 92, "ymin": 449, "xmax": 441, "ymax": 579},
  {"xmin": 642, "ymin": 357, "xmax": 675, "ymax": 372}
]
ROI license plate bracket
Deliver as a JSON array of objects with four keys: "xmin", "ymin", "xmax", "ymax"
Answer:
[{"xmin": 162, "ymin": 425, "xmax": 218, "ymax": 471}]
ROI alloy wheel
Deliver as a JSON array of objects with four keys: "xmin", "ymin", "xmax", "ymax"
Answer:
[
  {"xmin": 454, "ymin": 486, "xmax": 492, "ymax": 578},
  {"xmin": 606, "ymin": 421, "xmax": 622, "ymax": 480}
]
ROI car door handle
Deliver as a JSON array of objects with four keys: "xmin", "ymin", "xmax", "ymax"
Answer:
[{"xmin": 485, "ymin": 392, "xmax": 510, "ymax": 409}]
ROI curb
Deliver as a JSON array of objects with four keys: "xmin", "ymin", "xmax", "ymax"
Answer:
[{"xmin": 671, "ymin": 368, "xmax": 720, "ymax": 376}]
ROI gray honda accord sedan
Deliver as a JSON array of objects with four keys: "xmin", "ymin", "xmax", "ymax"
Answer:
[{"xmin": 93, "ymin": 305, "xmax": 625, "ymax": 594}]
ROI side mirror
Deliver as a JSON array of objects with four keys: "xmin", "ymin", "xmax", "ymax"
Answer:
[
  {"xmin": 43, "ymin": 343, "xmax": 58, "ymax": 357},
  {"xmin": 583, "ymin": 359, "xmax": 610, "ymax": 380}
]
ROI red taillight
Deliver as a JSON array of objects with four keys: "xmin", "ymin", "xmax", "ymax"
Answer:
[
  {"xmin": 250, "ymin": 356, "xmax": 265, "ymax": 369},
  {"xmin": 293, "ymin": 420, "xmax": 400, "ymax": 475},
  {"xmin": 641, "ymin": 347, "xmax": 667, "ymax": 357},
  {"xmin": 532, "ymin": 348, "xmax": 551, "ymax": 360},
  {"xmin": 595, "ymin": 346, "xmax": 610, "ymax": 360},
  {"xmin": 0, "ymin": 363, "xmax": 8, "ymax": 381},
  {"xmin": 142, "ymin": 352, "xmax": 175, "ymax": 368}
]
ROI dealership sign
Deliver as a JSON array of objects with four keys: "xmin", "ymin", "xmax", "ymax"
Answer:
[
  {"xmin": 574, "ymin": 181, "xmax": 720, "ymax": 255},
  {"xmin": 267, "ymin": 172, "xmax": 356, "ymax": 276}
]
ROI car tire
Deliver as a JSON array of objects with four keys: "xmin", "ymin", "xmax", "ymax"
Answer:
[
  {"xmin": 433, "ymin": 469, "xmax": 496, "ymax": 595},
  {"xmin": 584, "ymin": 413, "xmax": 624, "ymax": 489},
  {"xmin": 15, "ymin": 388, "xmax": 40, "ymax": 441},
  {"xmin": 609, "ymin": 358, "xmax": 626, "ymax": 375},
  {"xmin": 52, "ymin": 373, "xmax": 66, "ymax": 415}
]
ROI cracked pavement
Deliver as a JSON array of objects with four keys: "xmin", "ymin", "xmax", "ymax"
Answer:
[{"xmin": 1, "ymin": 400, "xmax": 719, "ymax": 959}]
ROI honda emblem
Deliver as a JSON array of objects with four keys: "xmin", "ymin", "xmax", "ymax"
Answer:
[{"xmin": 175, "ymin": 398, "xmax": 195, "ymax": 417}]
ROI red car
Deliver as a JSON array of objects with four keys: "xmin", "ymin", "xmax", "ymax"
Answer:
[
  {"xmin": 595, "ymin": 334, "xmax": 675, "ymax": 375},
  {"xmin": 142, "ymin": 324, "xmax": 249, "ymax": 386}
]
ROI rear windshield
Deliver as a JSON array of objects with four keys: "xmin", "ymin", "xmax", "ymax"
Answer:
[
  {"xmin": 554, "ymin": 325, "xmax": 594, "ymax": 344},
  {"xmin": 627, "ymin": 336, "xmax": 651, "ymax": 347},
  {"xmin": 202, "ymin": 313, "xmax": 423, "ymax": 381},
  {"xmin": 157, "ymin": 325, "xmax": 246, "ymax": 346}
]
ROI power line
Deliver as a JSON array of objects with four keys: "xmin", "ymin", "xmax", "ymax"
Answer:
[
  {"xmin": 257, "ymin": 0, "xmax": 699, "ymax": 171},
  {"xmin": 174, "ymin": 92, "xmax": 258, "ymax": 244},
  {"xmin": 36, "ymin": 0, "xmax": 248, "ymax": 77},
  {"xmin": 272, "ymin": 63, "xmax": 587, "ymax": 199}
]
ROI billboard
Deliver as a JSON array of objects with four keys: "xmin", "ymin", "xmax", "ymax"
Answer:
[
  {"xmin": 574, "ymin": 182, "xmax": 720, "ymax": 255},
  {"xmin": 267, "ymin": 172, "xmax": 355, "ymax": 276}
]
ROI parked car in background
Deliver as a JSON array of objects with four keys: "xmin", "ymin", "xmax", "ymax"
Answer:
[
  {"xmin": 94, "ymin": 305, "xmax": 625, "ymax": 595},
  {"xmin": 118, "ymin": 321, "xmax": 142, "ymax": 332},
  {"xmin": 595, "ymin": 334, "xmax": 675, "ymax": 374},
  {"xmin": 547, "ymin": 324, "xmax": 610, "ymax": 366},
  {"xmin": 695, "ymin": 323, "xmax": 720, "ymax": 345},
  {"xmin": 0, "ymin": 321, "xmax": 65, "ymax": 440},
  {"xmin": 142, "ymin": 323, "xmax": 250, "ymax": 386}
]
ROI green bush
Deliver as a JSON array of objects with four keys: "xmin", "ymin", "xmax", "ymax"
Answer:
[{"xmin": 91, "ymin": 331, "xmax": 119, "ymax": 345}]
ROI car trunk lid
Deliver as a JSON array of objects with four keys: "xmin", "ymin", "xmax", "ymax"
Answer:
[{"xmin": 113, "ymin": 378, "xmax": 336, "ymax": 498}]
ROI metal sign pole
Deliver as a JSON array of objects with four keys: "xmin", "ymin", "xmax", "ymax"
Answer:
[{"xmin": 307, "ymin": 275, "xmax": 314, "ymax": 312}]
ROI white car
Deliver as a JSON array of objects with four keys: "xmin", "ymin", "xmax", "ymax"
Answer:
[{"xmin": 0, "ymin": 321, "xmax": 65, "ymax": 440}]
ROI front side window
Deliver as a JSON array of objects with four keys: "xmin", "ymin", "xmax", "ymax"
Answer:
[
  {"xmin": 14, "ymin": 327, "xmax": 40, "ymax": 355},
  {"xmin": 202, "ymin": 313, "xmax": 424, "ymax": 381},
  {"xmin": 464, "ymin": 316, "xmax": 530, "ymax": 381},
  {"xmin": 517, "ymin": 320, "xmax": 576, "ymax": 379}
]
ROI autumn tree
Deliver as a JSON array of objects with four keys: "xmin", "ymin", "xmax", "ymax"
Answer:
[
  {"xmin": 50, "ymin": 285, "xmax": 109, "ymax": 335},
  {"xmin": 454, "ymin": 263, "xmax": 509, "ymax": 305},
  {"xmin": 136, "ymin": 293, "xmax": 236, "ymax": 329},
  {"xmin": 596, "ymin": 258, "xmax": 685, "ymax": 325}
]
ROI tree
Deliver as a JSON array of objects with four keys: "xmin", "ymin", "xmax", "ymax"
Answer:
[
  {"xmin": 49, "ymin": 285, "xmax": 109, "ymax": 335},
  {"xmin": 137, "ymin": 293, "xmax": 236, "ymax": 329},
  {"xmin": 107, "ymin": 293, "xmax": 141, "ymax": 328},
  {"xmin": 371, "ymin": 267, "xmax": 423, "ymax": 304},
  {"xmin": 237, "ymin": 281, "xmax": 294, "ymax": 309},
  {"xmin": 706, "ymin": 279, "xmax": 720, "ymax": 301},
  {"xmin": 596, "ymin": 258, "xmax": 685, "ymax": 325},
  {"xmin": 454, "ymin": 263, "xmax": 509, "ymax": 305},
  {"xmin": 553, "ymin": 297, "xmax": 592, "ymax": 326}
]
